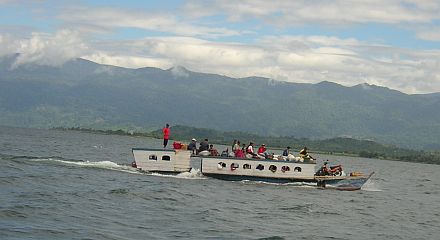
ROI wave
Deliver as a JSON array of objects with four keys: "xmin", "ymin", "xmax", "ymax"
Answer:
[
  {"xmin": 28, "ymin": 158, "xmax": 141, "ymax": 174},
  {"xmin": 361, "ymin": 179, "xmax": 382, "ymax": 192},
  {"xmin": 149, "ymin": 168, "xmax": 207, "ymax": 180},
  {"xmin": 240, "ymin": 180, "xmax": 317, "ymax": 188}
]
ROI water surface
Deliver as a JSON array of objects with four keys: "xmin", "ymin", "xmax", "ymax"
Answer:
[{"xmin": 1, "ymin": 127, "xmax": 439, "ymax": 239}]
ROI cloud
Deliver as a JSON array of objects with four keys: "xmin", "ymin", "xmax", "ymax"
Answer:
[
  {"xmin": 184, "ymin": 0, "xmax": 440, "ymax": 25},
  {"xmin": 58, "ymin": 7, "xmax": 240, "ymax": 38},
  {"xmin": 0, "ymin": 34, "xmax": 20, "ymax": 57},
  {"xmin": 3, "ymin": 29, "xmax": 89, "ymax": 68},
  {"xmin": 2, "ymin": 1, "xmax": 440, "ymax": 93},
  {"xmin": 416, "ymin": 27, "xmax": 440, "ymax": 41},
  {"xmin": 81, "ymin": 35, "xmax": 439, "ymax": 94},
  {"xmin": 83, "ymin": 52, "xmax": 171, "ymax": 70}
]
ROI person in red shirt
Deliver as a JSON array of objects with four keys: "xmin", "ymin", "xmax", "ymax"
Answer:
[
  {"xmin": 257, "ymin": 144, "xmax": 267, "ymax": 158},
  {"xmin": 162, "ymin": 124, "xmax": 170, "ymax": 148}
]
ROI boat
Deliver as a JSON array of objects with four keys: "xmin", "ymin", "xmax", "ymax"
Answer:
[
  {"xmin": 131, "ymin": 147, "xmax": 373, "ymax": 190},
  {"xmin": 131, "ymin": 148, "xmax": 192, "ymax": 174},
  {"xmin": 199, "ymin": 156, "xmax": 373, "ymax": 190}
]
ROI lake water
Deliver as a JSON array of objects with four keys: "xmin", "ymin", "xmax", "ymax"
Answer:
[{"xmin": 1, "ymin": 126, "xmax": 439, "ymax": 240}]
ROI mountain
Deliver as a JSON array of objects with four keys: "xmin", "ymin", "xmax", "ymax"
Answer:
[{"xmin": 1, "ymin": 54, "xmax": 440, "ymax": 149}]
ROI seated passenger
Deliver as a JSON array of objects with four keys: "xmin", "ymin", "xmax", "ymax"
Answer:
[
  {"xmin": 198, "ymin": 138, "xmax": 209, "ymax": 154},
  {"xmin": 257, "ymin": 144, "xmax": 268, "ymax": 158},
  {"xmin": 246, "ymin": 142, "xmax": 257, "ymax": 158},
  {"xmin": 231, "ymin": 140, "xmax": 241, "ymax": 157},
  {"xmin": 187, "ymin": 138, "xmax": 197, "ymax": 154},
  {"xmin": 282, "ymin": 146, "xmax": 291, "ymax": 156},
  {"xmin": 209, "ymin": 144, "xmax": 219, "ymax": 156},
  {"xmin": 299, "ymin": 146, "xmax": 316, "ymax": 160},
  {"xmin": 221, "ymin": 148, "xmax": 229, "ymax": 157},
  {"xmin": 235, "ymin": 149, "xmax": 245, "ymax": 158}
]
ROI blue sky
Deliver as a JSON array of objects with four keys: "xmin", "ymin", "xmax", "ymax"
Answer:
[{"xmin": 1, "ymin": 0, "xmax": 440, "ymax": 93}]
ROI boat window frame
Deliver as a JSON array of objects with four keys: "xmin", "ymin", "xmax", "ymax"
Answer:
[
  {"xmin": 243, "ymin": 163, "xmax": 252, "ymax": 169},
  {"xmin": 269, "ymin": 165, "xmax": 277, "ymax": 173},
  {"xmin": 149, "ymin": 154, "xmax": 158, "ymax": 160},
  {"xmin": 281, "ymin": 166, "xmax": 291, "ymax": 172},
  {"xmin": 231, "ymin": 163, "xmax": 239, "ymax": 170},
  {"xmin": 218, "ymin": 162, "xmax": 227, "ymax": 169},
  {"xmin": 294, "ymin": 167, "xmax": 302, "ymax": 172},
  {"xmin": 256, "ymin": 164, "xmax": 264, "ymax": 171},
  {"xmin": 162, "ymin": 155, "xmax": 171, "ymax": 161}
]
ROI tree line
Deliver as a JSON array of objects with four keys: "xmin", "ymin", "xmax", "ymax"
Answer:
[{"xmin": 54, "ymin": 125, "xmax": 440, "ymax": 164}]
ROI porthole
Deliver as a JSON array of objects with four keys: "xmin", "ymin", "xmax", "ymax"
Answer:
[
  {"xmin": 149, "ymin": 154, "xmax": 157, "ymax": 160},
  {"xmin": 243, "ymin": 163, "xmax": 251, "ymax": 169},
  {"xmin": 217, "ymin": 162, "xmax": 227, "ymax": 169},
  {"xmin": 162, "ymin": 155, "xmax": 171, "ymax": 161},
  {"xmin": 294, "ymin": 167, "xmax": 302, "ymax": 172},
  {"xmin": 269, "ymin": 165, "xmax": 277, "ymax": 173},
  {"xmin": 256, "ymin": 164, "xmax": 264, "ymax": 171},
  {"xmin": 230, "ymin": 163, "xmax": 239, "ymax": 170},
  {"xmin": 281, "ymin": 166, "xmax": 290, "ymax": 172}
]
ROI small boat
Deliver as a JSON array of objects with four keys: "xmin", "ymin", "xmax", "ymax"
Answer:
[
  {"xmin": 200, "ymin": 156, "xmax": 373, "ymax": 190},
  {"xmin": 131, "ymin": 148, "xmax": 192, "ymax": 174}
]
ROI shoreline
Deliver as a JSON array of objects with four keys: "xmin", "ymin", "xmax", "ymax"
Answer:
[{"xmin": 51, "ymin": 126, "xmax": 440, "ymax": 165}]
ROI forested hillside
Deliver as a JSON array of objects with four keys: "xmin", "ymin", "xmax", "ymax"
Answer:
[{"xmin": 1, "ymin": 54, "xmax": 440, "ymax": 149}]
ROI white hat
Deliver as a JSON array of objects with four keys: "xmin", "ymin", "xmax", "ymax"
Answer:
[{"xmin": 192, "ymin": 138, "xmax": 196, "ymax": 141}]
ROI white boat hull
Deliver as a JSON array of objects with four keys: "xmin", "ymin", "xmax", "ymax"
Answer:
[{"xmin": 132, "ymin": 148, "xmax": 191, "ymax": 173}]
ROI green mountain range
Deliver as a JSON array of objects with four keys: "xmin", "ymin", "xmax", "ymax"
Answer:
[{"xmin": 1, "ymin": 54, "xmax": 439, "ymax": 150}]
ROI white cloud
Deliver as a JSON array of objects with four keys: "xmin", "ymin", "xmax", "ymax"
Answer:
[
  {"xmin": 9, "ymin": 29, "xmax": 89, "ymax": 67},
  {"xmin": 184, "ymin": 0, "xmax": 440, "ymax": 25},
  {"xmin": 0, "ymin": 34, "xmax": 20, "ymax": 57},
  {"xmin": 83, "ymin": 52, "xmax": 171, "ymax": 70},
  {"xmin": 58, "ymin": 7, "xmax": 240, "ymax": 38},
  {"xmin": 416, "ymin": 27, "xmax": 440, "ymax": 41},
  {"xmin": 123, "ymin": 35, "xmax": 440, "ymax": 94},
  {"xmin": 2, "ymin": 1, "xmax": 440, "ymax": 94}
]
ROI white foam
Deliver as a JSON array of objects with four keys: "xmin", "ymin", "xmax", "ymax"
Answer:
[
  {"xmin": 30, "ymin": 158, "xmax": 141, "ymax": 174},
  {"xmin": 176, "ymin": 168, "xmax": 206, "ymax": 179},
  {"xmin": 149, "ymin": 168, "xmax": 207, "ymax": 180},
  {"xmin": 240, "ymin": 180, "xmax": 316, "ymax": 188},
  {"xmin": 361, "ymin": 179, "xmax": 382, "ymax": 192}
]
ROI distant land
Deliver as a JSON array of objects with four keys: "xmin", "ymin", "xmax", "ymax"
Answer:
[
  {"xmin": 1, "ymin": 53, "xmax": 440, "ymax": 150},
  {"xmin": 55, "ymin": 125, "xmax": 440, "ymax": 165}
]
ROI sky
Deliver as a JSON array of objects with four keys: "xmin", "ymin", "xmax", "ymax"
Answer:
[{"xmin": 1, "ymin": 0, "xmax": 440, "ymax": 94}]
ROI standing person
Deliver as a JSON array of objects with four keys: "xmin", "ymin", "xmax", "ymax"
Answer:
[{"xmin": 162, "ymin": 124, "xmax": 170, "ymax": 148}]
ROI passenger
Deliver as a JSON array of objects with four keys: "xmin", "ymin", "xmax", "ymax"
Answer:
[
  {"xmin": 235, "ymin": 148, "xmax": 245, "ymax": 158},
  {"xmin": 199, "ymin": 138, "xmax": 209, "ymax": 151},
  {"xmin": 299, "ymin": 146, "xmax": 316, "ymax": 160},
  {"xmin": 257, "ymin": 144, "xmax": 267, "ymax": 158},
  {"xmin": 162, "ymin": 123, "xmax": 170, "ymax": 148},
  {"xmin": 232, "ymin": 139, "xmax": 238, "ymax": 152},
  {"xmin": 282, "ymin": 146, "xmax": 291, "ymax": 156},
  {"xmin": 232, "ymin": 140, "xmax": 240, "ymax": 156},
  {"xmin": 246, "ymin": 142, "xmax": 257, "ymax": 158},
  {"xmin": 198, "ymin": 138, "xmax": 209, "ymax": 155},
  {"xmin": 266, "ymin": 153, "xmax": 274, "ymax": 160},
  {"xmin": 221, "ymin": 148, "xmax": 229, "ymax": 157},
  {"xmin": 209, "ymin": 144, "xmax": 219, "ymax": 156},
  {"xmin": 187, "ymin": 138, "xmax": 197, "ymax": 154},
  {"xmin": 318, "ymin": 161, "xmax": 330, "ymax": 176}
]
